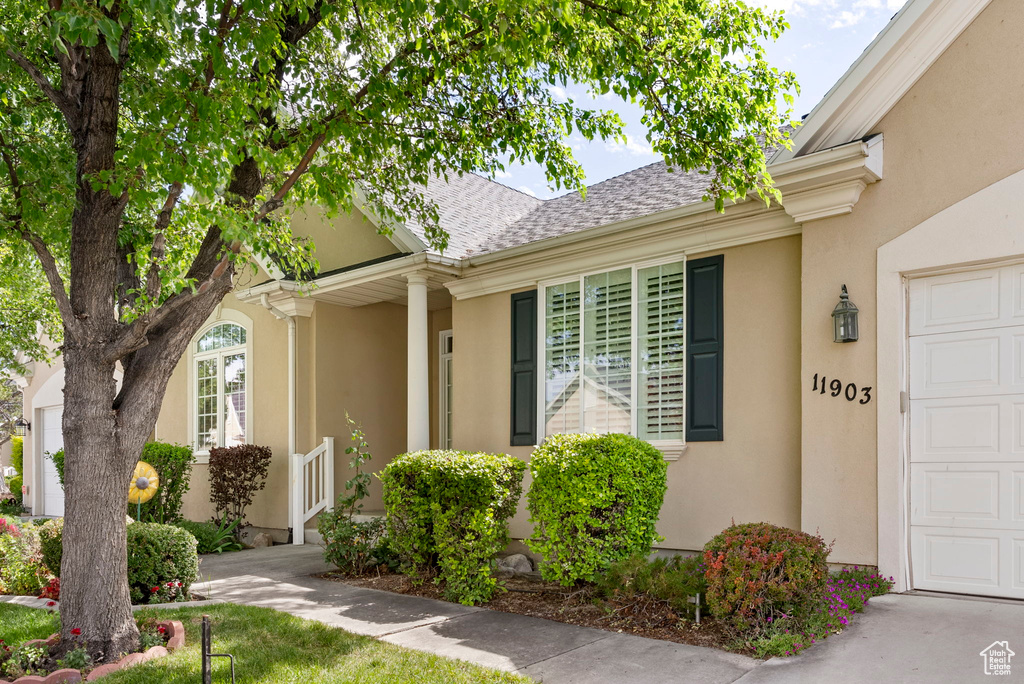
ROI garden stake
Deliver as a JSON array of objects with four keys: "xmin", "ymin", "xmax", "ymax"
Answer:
[
  {"xmin": 688, "ymin": 593, "xmax": 701, "ymax": 625},
  {"xmin": 202, "ymin": 614, "xmax": 236, "ymax": 684}
]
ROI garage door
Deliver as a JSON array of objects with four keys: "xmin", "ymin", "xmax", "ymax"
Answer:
[
  {"xmin": 908, "ymin": 264, "xmax": 1024, "ymax": 599},
  {"xmin": 40, "ymin": 406, "xmax": 65, "ymax": 517}
]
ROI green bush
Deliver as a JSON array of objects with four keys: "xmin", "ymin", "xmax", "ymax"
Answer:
[
  {"xmin": 0, "ymin": 516, "xmax": 50, "ymax": 595},
  {"xmin": 49, "ymin": 442, "xmax": 193, "ymax": 523},
  {"xmin": 596, "ymin": 554, "xmax": 706, "ymax": 619},
  {"xmin": 37, "ymin": 518, "xmax": 63, "ymax": 575},
  {"xmin": 126, "ymin": 522, "xmax": 199, "ymax": 604},
  {"xmin": 380, "ymin": 450, "xmax": 526, "ymax": 605},
  {"xmin": 703, "ymin": 522, "xmax": 831, "ymax": 635},
  {"xmin": 526, "ymin": 433, "xmax": 668, "ymax": 585},
  {"xmin": 6, "ymin": 475, "xmax": 23, "ymax": 506},
  {"xmin": 135, "ymin": 442, "xmax": 194, "ymax": 523},
  {"xmin": 10, "ymin": 436, "xmax": 23, "ymax": 475},
  {"xmin": 174, "ymin": 518, "xmax": 243, "ymax": 554}
]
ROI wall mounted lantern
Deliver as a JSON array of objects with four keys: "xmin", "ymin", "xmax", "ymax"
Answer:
[
  {"xmin": 13, "ymin": 417, "xmax": 30, "ymax": 437},
  {"xmin": 832, "ymin": 285, "xmax": 859, "ymax": 343}
]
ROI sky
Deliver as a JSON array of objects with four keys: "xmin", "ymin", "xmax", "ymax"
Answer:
[{"xmin": 495, "ymin": 0, "xmax": 907, "ymax": 199}]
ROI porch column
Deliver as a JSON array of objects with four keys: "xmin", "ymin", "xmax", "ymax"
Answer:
[{"xmin": 406, "ymin": 273, "xmax": 430, "ymax": 451}]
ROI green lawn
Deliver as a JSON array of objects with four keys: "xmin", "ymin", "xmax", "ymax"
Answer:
[
  {"xmin": 0, "ymin": 604, "xmax": 532, "ymax": 684},
  {"xmin": 0, "ymin": 603, "xmax": 60, "ymax": 646}
]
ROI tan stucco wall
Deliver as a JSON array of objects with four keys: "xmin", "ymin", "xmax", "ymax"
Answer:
[
  {"xmin": 799, "ymin": 0, "xmax": 1024, "ymax": 564},
  {"xmin": 311, "ymin": 300, "xmax": 408, "ymax": 515},
  {"xmin": 289, "ymin": 206, "xmax": 400, "ymax": 274},
  {"xmin": 453, "ymin": 236, "xmax": 803, "ymax": 550}
]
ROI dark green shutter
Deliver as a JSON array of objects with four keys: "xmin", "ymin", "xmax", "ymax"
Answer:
[
  {"xmin": 686, "ymin": 256, "xmax": 724, "ymax": 441},
  {"xmin": 510, "ymin": 290, "xmax": 538, "ymax": 446}
]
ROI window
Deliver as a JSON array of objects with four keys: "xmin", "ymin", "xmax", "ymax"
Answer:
[
  {"xmin": 541, "ymin": 258, "xmax": 685, "ymax": 442},
  {"xmin": 439, "ymin": 330, "xmax": 453, "ymax": 449},
  {"xmin": 193, "ymin": 322, "xmax": 248, "ymax": 452}
]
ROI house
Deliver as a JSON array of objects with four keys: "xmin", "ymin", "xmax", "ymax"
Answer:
[{"xmin": 14, "ymin": 0, "xmax": 1024, "ymax": 600}]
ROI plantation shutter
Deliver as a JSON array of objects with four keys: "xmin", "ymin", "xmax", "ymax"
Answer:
[
  {"xmin": 510, "ymin": 290, "xmax": 538, "ymax": 446},
  {"xmin": 542, "ymin": 282, "xmax": 582, "ymax": 436},
  {"xmin": 686, "ymin": 255, "xmax": 724, "ymax": 441},
  {"xmin": 638, "ymin": 262, "xmax": 686, "ymax": 440},
  {"xmin": 583, "ymin": 269, "xmax": 632, "ymax": 433}
]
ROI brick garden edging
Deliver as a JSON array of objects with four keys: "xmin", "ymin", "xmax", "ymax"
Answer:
[{"xmin": 0, "ymin": 620, "xmax": 185, "ymax": 683}]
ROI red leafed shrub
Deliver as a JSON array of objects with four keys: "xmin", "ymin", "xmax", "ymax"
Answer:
[
  {"xmin": 208, "ymin": 444, "xmax": 272, "ymax": 526},
  {"xmin": 38, "ymin": 576, "xmax": 60, "ymax": 600},
  {"xmin": 703, "ymin": 522, "xmax": 832, "ymax": 635}
]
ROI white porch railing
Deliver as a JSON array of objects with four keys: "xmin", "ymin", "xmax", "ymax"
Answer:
[{"xmin": 290, "ymin": 437, "xmax": 335, "ymax": 545}]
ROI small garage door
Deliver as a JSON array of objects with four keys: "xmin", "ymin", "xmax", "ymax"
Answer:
[
  {"xmin": 40, "ymin": 406, "xmax": 65, "ymax": 517},
  {"xmin": 908, "ymin": 264, "xmax": 1024, "ymax": 599}
]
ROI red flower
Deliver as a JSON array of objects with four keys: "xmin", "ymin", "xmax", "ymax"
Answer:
[
  {"xmin": 157, "ymin": 626, "xmax": 166, "ymax": 634},
  {"xmin": 46, "ymin": 601, "xmax": 56, "ymax": 607},
  {"xmin": 151, "ymin": 587, "xmax": 160, "ymax": 593},
  {"xmin": 70, "ymin": 628, "xmax": 81, "ymax": 636}
]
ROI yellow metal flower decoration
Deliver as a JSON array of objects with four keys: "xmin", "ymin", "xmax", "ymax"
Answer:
[{"xmin": 128, "ymin": 461, "xmax": 159, "ymax": 505}]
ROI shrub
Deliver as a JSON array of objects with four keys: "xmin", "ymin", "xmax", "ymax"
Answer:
[
  {"xmin": 526, "ymin": 433, "xmax": 668, "ymax": 585},
  {"xmin": 136, "ymin": 442, "xmax": 194, "ymax": 523},
  {"xmin": 703, "ymin": 522, "xmax": 832, "ymax": 636},
  {"xmin": 0, "ymin": 516, "xmax": 50, "ymax": 596},
  {"xmin": 174, "ymin": 517, "xmax": 243, "ymax": 554},
  {"xmin": 126, "ymin": 522, "xmax": 199, "ymax": 604},
  {"xmin": 208, "ymin": 444, "xmax": 272, "ymax": 526},
  {"xmin": 10, "ymin": 437, "xmax": 23, "ymax": 475},
  {"xmin": 6, "ymin": 475, "xmax": 22, "ymax": 506},
  {"xmin": 46, "ymin": 449, "xmax": 65, "ymax": 487},
  {"xmin": 380, "ymin": 450, "xmax": 526, "ymax": 605},
  {"xmin": 320, "ymin": 416, "xmax": 391, "ymax": 575},
  {"xmin": 596, "ymin": 554, "xmax": 706, "ymax": 619},
  {"xmin": 38, "ymin": 518, "xmax": 63, "ymax": 575}
]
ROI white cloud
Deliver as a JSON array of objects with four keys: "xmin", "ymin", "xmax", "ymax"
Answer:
[
  {"xmin": 547, "ymin": 85, "xmax": 568, "ymax": 102},
  {"xmin": 517, "ymin": 185, "xmax": 538, "ymax": 197},
  {"xmin": 492, "ymin": 169, "xmax": 513, "ymax": 179},
  {"xmin": 854, "ymin": 0, "xmax": 905, "ymax": 10},
  {"xmin": 830, "ymin": 9, "xmax": 865, "ymax": 27},
  {"xmin": 604, "ymin": 134, "xmax": 655, "ymax": 157}
]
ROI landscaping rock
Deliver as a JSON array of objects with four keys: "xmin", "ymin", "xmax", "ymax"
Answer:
[
  {"xmin": 250, "ymin": 532, "xmax": 273, "ymax": 548},
  {"xmin": 496, "ymin": 553, "xmax": 533, "ymax": 577}
]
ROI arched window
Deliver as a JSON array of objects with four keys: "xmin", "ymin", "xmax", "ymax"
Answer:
[{"xmin": 194, "ymin": 322, "xmax": 248, "ymax": 451}]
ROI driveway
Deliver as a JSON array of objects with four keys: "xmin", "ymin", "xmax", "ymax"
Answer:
[{"xmin": 198, "ymin": 546, "xmax": 1024, "ymax": 683}]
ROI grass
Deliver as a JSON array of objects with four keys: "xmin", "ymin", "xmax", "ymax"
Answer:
[
  {"xmin": 0, "ymin": 604, "xmax": 532, "ymax": 684},
  {"xmin": 0, "ymin": 603, "xmax": 60, "ymax": 646}
]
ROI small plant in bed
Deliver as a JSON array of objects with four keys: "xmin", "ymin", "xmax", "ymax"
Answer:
[{"xmin": 175, "ymin": 516, "xmax": 244, "ymax": 554}]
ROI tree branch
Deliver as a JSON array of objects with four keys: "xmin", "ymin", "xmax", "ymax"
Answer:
[
  {"xmin": 20, "ymin": 230, "xmax": 76, "ymax": 330},
  {"xmin": 6, "ymin": 49, "xmax": 80, "ymax": 130}
]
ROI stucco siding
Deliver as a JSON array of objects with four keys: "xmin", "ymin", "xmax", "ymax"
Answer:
[
  {"xmin": 452, "ymin": 236, "xmax": 803, "ymax": 550},
  {"xmin": 799, "ymin": 0, "xmax": 1024, "ymax": 564}
]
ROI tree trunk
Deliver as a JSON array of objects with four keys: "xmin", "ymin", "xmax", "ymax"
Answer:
[{"xmin": 59, "ymin": 347, "xmax": 140, "ymax": 659}]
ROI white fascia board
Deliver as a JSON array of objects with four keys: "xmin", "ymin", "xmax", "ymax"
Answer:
[
  {"xmin": 773, "ymin": 135, "xmax": 884, "ymax": 222},
  {"xmin": 351, "ymin": 184, "xmax": 428, "ymax": 254},
  {"xmin": 774, "ymin": 0, "xmax": 990, "ymax": 163}
]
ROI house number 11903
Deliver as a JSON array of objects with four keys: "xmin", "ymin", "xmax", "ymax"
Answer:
[{"xmin": 812, "ymin": 373, "xmax": 872, "ymax": 404}]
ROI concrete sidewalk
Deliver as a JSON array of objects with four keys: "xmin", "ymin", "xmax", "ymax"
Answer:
[
  {"xmin": 197, "ymin": 545, "xmax": 756, "ymax": 683},
  {"xmin": 198, "ymin": 545, "xmax": 1024, "ymax": 683}
]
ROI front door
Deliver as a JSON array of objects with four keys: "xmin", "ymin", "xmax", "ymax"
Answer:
[
  {"xmin": 40, "ymin": 406, "xmax": 65, "ymax": 517},
  {"xmin": 908, "ymin": 264, "xmax": 1024, "ymax": 599}
]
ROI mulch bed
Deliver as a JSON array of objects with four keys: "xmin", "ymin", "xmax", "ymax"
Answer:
[{"xmin": 317, "ymin": 570, "xmax": 744, "ymax": 655}]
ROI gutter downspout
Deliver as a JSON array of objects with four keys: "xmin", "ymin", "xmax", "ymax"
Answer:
[{"xmin": 260, "ymin": 295, "xmax": 296, "ymax": 459}]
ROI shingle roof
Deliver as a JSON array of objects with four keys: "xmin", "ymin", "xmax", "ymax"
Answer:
[
  {"xmin": 406, "ymin": 172, "xmax": 542, "ymax": 258},
  {"xmin": 414, "ymin": 162, "xmax": 713, "ymax": 259}
]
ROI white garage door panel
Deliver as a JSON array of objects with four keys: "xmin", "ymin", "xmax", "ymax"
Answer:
[
  {"xmin": 911, "ymin": 527, "xmax": 1024, "ymax": 599},
  {"xmin": 910, "ymin": 463, "xmax": 1023, "ymax": 529},
  {"xmin": 910, "ymin": 264, "xmax": 1024, "ymax": 599},
  {"xmin": 40, "ymin": 406, "xmax": 64, "ymax": 517},
  {"xmin": 909, "ymin": 264, "xmax": 1024, "ymax": 336}
]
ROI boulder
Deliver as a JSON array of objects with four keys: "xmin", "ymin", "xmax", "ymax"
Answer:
[
  {"xmin": 250, "ymin": 532, "xmax": 273, "ymax": 548},
  {"xmin": 496, "ymin": 553, "xmax": 533, "ymax": 576}
]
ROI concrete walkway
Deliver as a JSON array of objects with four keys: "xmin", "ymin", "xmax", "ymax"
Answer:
[{"xmin": 198, "ymin": 546, "xmax": 1024, "ymax": 683}]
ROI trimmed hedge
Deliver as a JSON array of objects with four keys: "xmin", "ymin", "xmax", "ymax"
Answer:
[
  {"xmin": 127, "ymin": 522, "xmax": 199, "ymax": 604},
  {"xmin": 38, "ymin": 517, "xmax": 63, "ymax": 575},
  {"xmin": 380, "ymin": 450, "xmax": 526, "ymax": 605},
  {"xmin": 526, "ymin": 433, "xmax": 668, "ymax": 585},
  {"xmin": 6, "ymin": 475, "xmax": 22, "ymax": 505},
  {"xmin": 703, "ymin": 522, "xmax": 831, "ymax": 635},
  {"xmin": 10, "ymin": 436, "xmax": 23, "ymax": 475}
]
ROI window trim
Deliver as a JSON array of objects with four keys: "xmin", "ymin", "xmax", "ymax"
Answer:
[
  {"xmin": 438, "ymin": 329, "xmax": 453, "ymax": 449},
  {"xmin": 187, "ymin": 310, "xmax": 254, "ymax": 463},
  {"xmin": 536, "ymin": 254, "xmax": 688, "ymax": 460}
]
